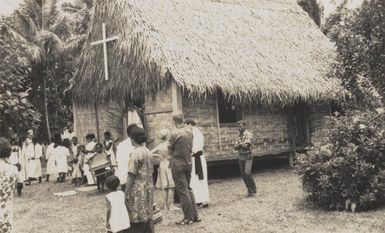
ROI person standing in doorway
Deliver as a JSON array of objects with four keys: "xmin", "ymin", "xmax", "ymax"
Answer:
[
  {"xmin": 185, "ymin": 119, "xmax": 209, "ymax": 208},
  {"xmin": 169, "ymin": 114, "xmax": 200, "ymax": 225},
  {"xmin": 234, "ymin": 121, "xmax": 256, "ymax": 197}
]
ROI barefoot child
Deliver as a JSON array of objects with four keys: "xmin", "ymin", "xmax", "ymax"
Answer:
[
  {"xmin": 72, "ymin": 157, "xmax": 82, "ymax": 186},
  {"xmin": 151, "ymin": 129, "xmax": 176, "ymax": 210},
  {"xmin": 105, "ymin": 175, "xmax": 130, "ymax": 233}
]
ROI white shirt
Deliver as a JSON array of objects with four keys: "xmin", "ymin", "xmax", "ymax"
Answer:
[
  {"xmin": 22, "ymin": 138, "xmax": 35, "ymax": 158},
  {"xmin": 105, "ymin": 140, "xmax": 116, "ymax": 166},
  {"xmin": 106, "ymin": 191, "xmax": 130, "ymax": 232},
  {"xmin": 46, "ymin": 143, "xmax": 55, "ymax": 160},
  {"xmin": 192, "ymin": 127, "xmax": 204, "ymax": 153},
  {"xmin": 127, "ymin": 109, "xmax": 143, "ymax": 128},
  {"xmin": 85, "ymin": 141, "xmax": 96, "ymax": 161},
  {"xmin": 9, "ymin": 146, "xmax": 20, "ymax": 165},
  {"xmin": 115, "ymin": 138, "xmax": 134, "ymax": 185},
  {"xmin": 54, "ymin": 146, "xmax": 70, "ymax": 173}
]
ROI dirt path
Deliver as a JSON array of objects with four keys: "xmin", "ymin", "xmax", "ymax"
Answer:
[{"xmin": 13, "ymin": 169, "xmax": 385, "ymax": 233}]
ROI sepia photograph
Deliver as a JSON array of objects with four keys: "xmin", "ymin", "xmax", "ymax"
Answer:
[{"xmin": 0, "ymin": 0, "xmax": 384, "ymax": 232}]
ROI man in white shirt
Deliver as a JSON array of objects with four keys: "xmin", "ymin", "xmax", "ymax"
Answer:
[
  {"xmin": 21, "ymin": 129, "xmax": 33, "ymax": 182},
  {"xmin": 185, "ymin": 119, "xmax": 210, "ymax": 207},
  {"xmin": 116, "ymin": 124, "xmax": 137, "ymax": 190}
]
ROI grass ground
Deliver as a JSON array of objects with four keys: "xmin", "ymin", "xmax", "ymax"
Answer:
[{"xmin": 13, "ymin": 167, "xmax": 385, "ymax": 233}]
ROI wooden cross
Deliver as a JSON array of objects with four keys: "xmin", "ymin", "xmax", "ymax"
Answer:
[{"xmin": 90, "ymin": 23, "xmax": 118, "ymax": 80}]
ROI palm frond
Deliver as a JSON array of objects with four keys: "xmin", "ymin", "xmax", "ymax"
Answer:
[
  {"xmin": 49, "ymin": 12, "xmax": 76, "ymax": 40},
  {"xmin": 62, "ymin": 34, "xmax": 86, "ymax": 55},
  {"xmin": 0, "ymin": 23, "xmax": 42, "ymax": 63},
  {"xmin": 61, "ymin": 2, "xmax": 82, "ymax": 14},
  {"xmin": 13, "ymin": 10, "xmax": 38, "ymax": 41},
  {"xmin": 21, "ymin": 0, "xmax": 42, "ymax": 30},
  {"xmin": 42, "ymin": 0, "xmax": 58, "ymax": 29},
  {"xmin": 34, "ymin": 30, "xmax": 63, "ymax": 57}
]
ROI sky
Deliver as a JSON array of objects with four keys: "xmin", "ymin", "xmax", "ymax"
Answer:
[
  {"xmin": 321, "ymin": 0, "xmax": 364, "ymax": 19},
  {"xmin": 0, "ymin": 0, "xmax": 23, "ymax": 16},
  {"xmin": 0, "ymin": 0, "xmax": 76, "ymax": 16}
]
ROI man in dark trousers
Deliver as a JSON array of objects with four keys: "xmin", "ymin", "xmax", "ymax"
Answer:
[
  {"xmin": 168, "ymin": 114, "xmax": 200, "ymax": 225},
  {"xmin": 234, "ymin": 120, "xmax": 257, "ymax": 197}
]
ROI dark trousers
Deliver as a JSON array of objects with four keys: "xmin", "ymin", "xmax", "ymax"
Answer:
[
  {"xmin": 126, "ymin": 219, "xmax": 154, "ymax": 233},
  {"xmin": 17, "ymin": 183, "xmax": 23, "ymax": 196},
  {"xmin": 239, "ymin": 157, "xmax": 256, "ymax": 194},
  {"xmin": 172, "ymin": 165, "xmax": 198, "ymax": 220}
]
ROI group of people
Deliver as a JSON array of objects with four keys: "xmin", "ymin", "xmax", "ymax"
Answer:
[
  {"xmin": 5, "ymin": 129, "xmax": 122, "ymax": 196},
  {"xmin": 0, "ymin": 113, "xmax": 257, "ymax": 233}
]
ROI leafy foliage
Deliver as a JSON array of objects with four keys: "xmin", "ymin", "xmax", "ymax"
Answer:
[
  {"xmin": 296, "ymin": 110, "xmax": 385, "ymax": 211},
  {"xmin": 323, "ymin": 0, "xmax": 385, "ymax": 109},
  {"xmin": 1, "ymin": 0, "xmax": 90, "ymax": 141},
  {"xmin": 0, "ymin": 21, "xmax": 41, "ymax": 138}
]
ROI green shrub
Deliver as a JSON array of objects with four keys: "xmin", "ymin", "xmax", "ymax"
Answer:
[{"xmin": 296, "ymin": 110, "xmax": 385, "ymax": 211}]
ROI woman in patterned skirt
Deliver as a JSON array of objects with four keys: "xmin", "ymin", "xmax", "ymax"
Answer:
[
  {"xmin": 125, "ymin": 127, "xmax": 154, "ymax": 233},
  {"xmin": 0, "ymin": 137, "xmax": 18, "ymax": 233}
]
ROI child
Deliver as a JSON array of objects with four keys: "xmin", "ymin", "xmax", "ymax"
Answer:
[
  {"xmin": 78, "ymin": 145, "xmax": 86, "ymax": 184},
  {"xmin": 103, "ymin": 131, "xmax": 116, "ymax": 169},
  {"xmin": 53, "ymin": 133, "xmax": 69, "ymax": 183},
  {"xmin": 72, "ymin": 157, "xmax": 82, "ymax": 186},
  {"xmin": 15, "ymin": 163, "xmax": 24, "ymax": 196},
  {"xmin": 9, "ymin": 139, "xmax": 20, "ymax": 165},
  {"xmin": 105, "ymin": 175, "xmax": 130, "ymax": 233},
  {"xmin": 151, "ymin": 129, "xmax": 176, "ymax": 210}
]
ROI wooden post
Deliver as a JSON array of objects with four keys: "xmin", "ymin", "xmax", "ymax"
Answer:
[
  {"xmin": 215, "ymin": 93, "xmax": 223, "ymax": 156},
  {"xmin": 94, "ymin": 103, "xmax": 100, "ymax": 142},
  {"xmin": 289, "ymin": 107, "xmax": 297, "ymax": 167}
]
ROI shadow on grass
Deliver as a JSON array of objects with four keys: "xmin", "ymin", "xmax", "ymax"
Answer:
[{"xmin": 208, "ymin": 157, "xmax": 290, "ymax": 180}]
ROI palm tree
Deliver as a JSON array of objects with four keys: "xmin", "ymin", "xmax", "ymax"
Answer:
[{"xmin": 8, "ymin": 0, "xmax": 84, "ymax": 141}]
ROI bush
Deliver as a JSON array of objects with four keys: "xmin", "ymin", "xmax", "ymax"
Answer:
[{"xmin": 296, "ymin": 110, "xmax": 385, "ymax": 211}]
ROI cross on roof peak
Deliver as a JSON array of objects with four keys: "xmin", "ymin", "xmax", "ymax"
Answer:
[{"xmin": 90, "ymin": 23, "xmax": 118, "ymax": 81}]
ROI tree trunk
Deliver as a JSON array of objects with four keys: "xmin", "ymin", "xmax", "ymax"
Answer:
[{"xmin": 43, "ymin": 75, "xmax": 51, "ymax": 143}]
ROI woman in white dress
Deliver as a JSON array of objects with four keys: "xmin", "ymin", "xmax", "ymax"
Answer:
[
  {"xmin": 26, "ymin": 138, "xmax": 43, "ymax": 185},
  {"xmin": 45, "ymin": 138, "xmax": 56, "ymax": 182},
  {"xmin": 53, "ymin": 133, "xmax": 69, "ymax": 182}
]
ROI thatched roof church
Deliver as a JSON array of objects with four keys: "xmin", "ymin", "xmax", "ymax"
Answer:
[{"xmin": 72, "ymin": 0, "xmax": 343, "ymax": 161}]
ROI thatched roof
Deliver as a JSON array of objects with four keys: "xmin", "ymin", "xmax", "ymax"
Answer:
[{"xmin": 73, "ymin": 0, "xmax": 344, "ymax": 105}]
